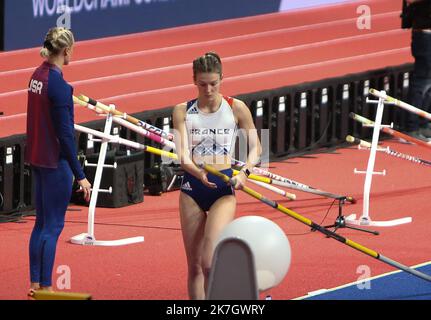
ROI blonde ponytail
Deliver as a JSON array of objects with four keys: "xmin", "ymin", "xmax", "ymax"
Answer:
[
  {"xmin": 40, "ymin": 27, "xmax": 75, "ymax": 59},
  {"xmin": 40, "ymin": 47, "xmax": 50, "ymax": 58}
]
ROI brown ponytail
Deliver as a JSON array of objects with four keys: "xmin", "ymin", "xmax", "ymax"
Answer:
[{"xmin": 192, "ymin": 52, "xmax": 223, "ymax": 80}]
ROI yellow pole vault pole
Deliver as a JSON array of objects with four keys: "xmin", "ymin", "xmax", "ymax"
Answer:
[
  {"xmin": 77, "ymin": 94, "xmax": 356, "ymax": 203},
  {"xmin": 31, "ymin": 290, "xmax": 92, "ymax": 300},
  {"xmin": 201, "ymin": 163, "xmax": 431, "ymax": 283},
  {"xmin": 144, "ymin": 148, "xmax": 297, "ymax": 200},
  {"xmin": 75, "ymin": 94, "xmax": 355, "ymax": 202}
]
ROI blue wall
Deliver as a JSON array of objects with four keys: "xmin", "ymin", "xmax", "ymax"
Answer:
[
  {"xmin": 2, "ymin": 0, "xmax": 354, "ymax": 51},
  {"xmin": 279, "ymin": 0, "xmax": 353, "ymax": 11}
]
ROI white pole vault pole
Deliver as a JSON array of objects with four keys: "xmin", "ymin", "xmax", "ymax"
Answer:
[{"xmin": 369, "ymin": 88, "xmax": 431, "ymax": 121}]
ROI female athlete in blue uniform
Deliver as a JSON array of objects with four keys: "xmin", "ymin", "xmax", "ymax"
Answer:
[
  {"xmin": 173, "ymin": 52, "xmax": 262, "ymax": 299},
  {"xmin": 26, "ymin": 28, "xmax": 91, "ymax": 296}
]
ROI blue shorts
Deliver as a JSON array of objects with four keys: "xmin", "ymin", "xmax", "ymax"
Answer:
[{"xmin": 180, "ymin": 168, "xmax": 235, "ymax": 212}]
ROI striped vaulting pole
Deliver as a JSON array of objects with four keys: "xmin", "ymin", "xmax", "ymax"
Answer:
[
  {"xmin": 346, "ymin": 135, "xmax": 431, "ymax": 167},
  {"xmin": 77, "ymin": 94, "xmax": 174, "ymax": 141},
  {"xmin": 74, "ymin": 94, "xmax": 355, "ymax": 202},
  {"xmin": 350, "ymin": 112, "xmax": 431, "ymax": 150},
  {"xmin": 73, "ymin": 123, "xmax": 297, "ymax": 200},
  {"xmin": 369, "ymin": 88, "xmax": 431, "ymax": 121},
  {"xmin": 202, "ymin": 163, "xmax": 431, "ymax": 283}
]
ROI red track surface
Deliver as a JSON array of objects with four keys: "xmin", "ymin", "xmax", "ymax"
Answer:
[
  {"xmin": 0, "ymin": 0, "xmax": 411, "ymax": 138},
  {"xmin": 1, "ymin": 139, "xmax": 430, "ymax": 300}
]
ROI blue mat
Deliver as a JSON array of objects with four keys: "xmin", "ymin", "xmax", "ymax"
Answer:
[{"xmin": 304, "ymin": 263, "xmax": 431, "ymax": 300}]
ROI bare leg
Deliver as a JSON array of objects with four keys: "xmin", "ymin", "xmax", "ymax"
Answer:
[
  {"xmin": 179, "ymin": 192, "xmax": 206, "ymax": 300},
  {"xmin": 202, "ymin": 195, "xmax": 236, "ymax": 296},
  {"xmin": 28, "ymin": 282, "xmax": 41, "ymax": 299},
  {"xmin": 28, "ymin": 285, "xmax": 53, "ymax": 300},
  {"xmin": 30, "ymin": 282, "xmax": 40, "ymax": 290}
]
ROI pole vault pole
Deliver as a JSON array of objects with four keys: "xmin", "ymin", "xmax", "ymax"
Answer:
[
  {"xmin": 369, "ymin": 88, "xmax": 431, "ymax": 121},
  {"xmin": 350, "ymin": 112, "xmax": 431, "ymax": 149},
  {"xmin": 347, "ymin": 135, "xmax": 431, "ymax": 167},
  {"xmin": 74, "ymin": 95, "xmax": 355, "ymax": 203},
  {"xmin": 201, "ymin": 164, "xmax": 431, "ymax": 283},
  {"xmin": 74, "ymin": 123, "xmax": 297, "ymax": 200},
  {"xmin": 77, "ymin": 94, "xmax": 174, "ymax": 141},
  {"xmin": 73, "ymin": 96, "xmax": 174, "ymax": 148}
]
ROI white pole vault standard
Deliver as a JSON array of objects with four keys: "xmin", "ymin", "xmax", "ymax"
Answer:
[
  {"xmin": 70, "ymin": 108, "xmax": 144, "ymax": 246},
  {"xmin": 74, "ymin": 95, "xmax": 354, "ymax": 202},
  {"xmin": 346, "ymin": 91, "xmax": 412, "ymax": 227},
  {"xmin": 369, "ymin": 88, "xmax": 431, "ymax": 121}
]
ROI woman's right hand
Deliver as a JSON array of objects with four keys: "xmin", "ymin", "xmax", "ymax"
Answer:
[
  {"xmin": 77, "ymin": 178, "xmax": 92, "ymax": 202},
  {"xmin": 198, "ymin": 170, "xmax": 217, "ymax": 189}
]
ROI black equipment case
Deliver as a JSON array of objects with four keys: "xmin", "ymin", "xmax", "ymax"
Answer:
[{"xmin": 83, "ymin": 150, "xmax": 145, "ymax": 208}]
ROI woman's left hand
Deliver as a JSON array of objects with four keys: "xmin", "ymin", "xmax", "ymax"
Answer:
[
  {"xmin": 77, "ymin": 178, "xmax": 92, "ymax": 202},
  {"xmin": 231, "ymin": 171, "xmax": 247, "ymax": 190}
]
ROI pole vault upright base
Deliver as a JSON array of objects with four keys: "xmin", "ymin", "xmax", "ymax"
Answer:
[
  {"xmin": 70, "ymin": 105, "xmax": 144, "ymax": 247},
  {"xmin": 70, "ymin": 233, "xmax": 144, "ymax": 246},
  {"xmin": 346, "ymin": 90, "xmax": 412, "ymax": 228},
  {"xmin": 323, "ymin": 198, "xmax": 379, "ymax": 235},
  {"xmin": 345, "ymin": 214, "xmax": 412, "ymax": 227}
]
